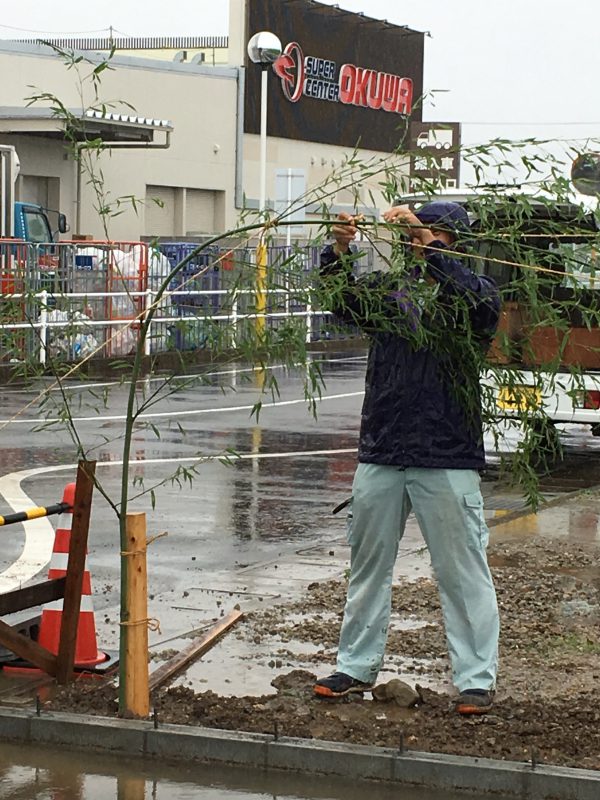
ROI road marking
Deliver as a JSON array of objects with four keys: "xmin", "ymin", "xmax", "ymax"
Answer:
[
  {"xmin": 0, "ymin": 468, "xmax": 57, "ymax": 594},
  {"xmin": 0, "ymin": 391, "xmax": 364, "ymax": 425},
  {"xmin": 0, "ymin": 447, "xmax": 357, "ymax": 592},
  {"xmin": 0, "ymin": 355, "xmax": 367, "ymax": 395}
]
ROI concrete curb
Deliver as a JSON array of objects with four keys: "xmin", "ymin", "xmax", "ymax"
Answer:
[{"xmin": 0, "ymin": 707, "xmax": 597, "ymax": 799}]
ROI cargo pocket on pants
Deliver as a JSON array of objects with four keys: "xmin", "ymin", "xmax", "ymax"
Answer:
[{"xmin": 463, "ymin": 492, "xmax": 489, "ymax": 551}]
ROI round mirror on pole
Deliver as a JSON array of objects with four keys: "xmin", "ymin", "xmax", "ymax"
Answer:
[
  {"xmin": 571, "ymin": 153, "xmax": 600, "ymax": 197},
  {"xmin": 247, "ymin": 31, "xmax": 282, "ymax": 65}
]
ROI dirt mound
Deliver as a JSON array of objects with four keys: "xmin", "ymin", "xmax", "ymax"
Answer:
[{"xmin": 46, "ymin": 534, "xmax": 600, "ymax": 771}]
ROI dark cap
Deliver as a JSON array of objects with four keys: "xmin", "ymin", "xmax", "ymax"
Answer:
[{"xmin": 414, "ymin": 201, "xmax": 470, "ymax": 238}]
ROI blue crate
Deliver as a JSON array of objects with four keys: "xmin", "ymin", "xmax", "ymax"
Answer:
[
  {"xmin": 159, "ymin": 242, "xmax": 221, "ymax": 310},
  {"xmin": 168, "ymin": 315, "xmax": 208, "ymax": 351}
]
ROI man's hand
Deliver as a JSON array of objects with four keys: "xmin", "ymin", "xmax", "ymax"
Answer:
[
  {"xmin": 383, "ymin": 205, "xmax": 435, "ymax": 248},
  {"xmin": 331, "ymin": 212, "xmax": 363, "ymax": 256}
]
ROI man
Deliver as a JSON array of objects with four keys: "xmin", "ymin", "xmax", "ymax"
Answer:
[{"xmin": 314, "ymin": 201, "xmax": 501, "ymax": 715}]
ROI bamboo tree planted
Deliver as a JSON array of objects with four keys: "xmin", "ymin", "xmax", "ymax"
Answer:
[{"xmin": 2, "ymin": 47, "xmax": 600, "ymax": 713}]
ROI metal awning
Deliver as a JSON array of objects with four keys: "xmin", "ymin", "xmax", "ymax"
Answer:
[{"xmin": 0, "ymin": 107, "xmax": 173, "ymax": 144}]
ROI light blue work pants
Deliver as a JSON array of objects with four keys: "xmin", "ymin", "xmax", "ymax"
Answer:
[{"xmin": 337, "ymin": 463, "xmax": 499, "ymax": 692}]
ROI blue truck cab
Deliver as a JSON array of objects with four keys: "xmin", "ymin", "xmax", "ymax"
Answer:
[
  {"xmin": 1, "ymin": 146, "xmax": 67, "ymax": 243},
  {"xmin": 14, "ymin": 201, "xmax": 67, "ymax": 243}
]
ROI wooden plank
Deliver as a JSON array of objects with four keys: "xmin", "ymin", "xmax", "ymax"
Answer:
[
  {"xmin": 0, "ymin": 578, "xmax": 66, "ymax": 616},
  {"xmin": 56, "ymin": 460, "xmax": 96, "ymax": 684},
  {"xmin": 148, "ymin": 609, "xmax": 243, "ymax": 693},
  {"xmin": 0, "ymin": 619, "xmax": 57, "ymax": 676},
  {"xmin": 123, "ymin": 512, "xmax": 149, "ymax": 718}
]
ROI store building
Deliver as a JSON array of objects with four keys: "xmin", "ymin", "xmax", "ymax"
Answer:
[{"xmin": 0, "ymin": 0, "xmax": 428, "ymax": 242}]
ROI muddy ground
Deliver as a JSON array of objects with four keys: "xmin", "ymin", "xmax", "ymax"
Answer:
[{"xmin": 47, "ymin": 532, "xmax": 600, "ymax": 771}]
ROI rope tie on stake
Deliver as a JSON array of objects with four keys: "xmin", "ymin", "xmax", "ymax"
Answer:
[
  {"xmin": 119, "ymin": 617, "xmax": 162, "ymax": 634},
  {"xmin": 120, "ymin": 531, "xmax": 167, "ymax": 634}
]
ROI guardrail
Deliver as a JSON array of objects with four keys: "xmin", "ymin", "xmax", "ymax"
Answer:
[{"xmin": 0, "ymin": 240, "xmax": 369, "ymax": 364}]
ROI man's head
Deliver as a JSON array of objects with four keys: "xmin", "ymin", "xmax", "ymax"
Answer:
[{"xmin": 414, "ymin": 201, "xmax": 471, "ymax": 246}]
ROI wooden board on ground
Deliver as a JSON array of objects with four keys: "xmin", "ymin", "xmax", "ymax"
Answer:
[{"xmin": 148, "ymin": 609, "xmax": 243, "ymax": 692}]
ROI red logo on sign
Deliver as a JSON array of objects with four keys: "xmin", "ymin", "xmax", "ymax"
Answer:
[
  {"xmin": 339, "ymin": 65, "xmax": 413, "ymax": 115},
  {"xmin": 273, "ymin": 41, "xmax": 305, "ymax": 103},
  {"xmin": 273, "ymin": 41, "xmax": 413, "ymax": 116}
]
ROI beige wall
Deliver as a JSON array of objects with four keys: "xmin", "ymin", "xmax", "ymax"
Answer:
[
  {"xmin": 0, "ymin": 44, "xmax": 239, "ymax": 241},
  {"xmin": 0, "ymin": 41, "xmax": 409, "ymax": 245},
  {"xmin": 228, "ymin": 0, "xmax": 247, "ymax": 67},
  {"xmin": 243, "ymin": 134, "xmax": 410, "ymax": 224}
]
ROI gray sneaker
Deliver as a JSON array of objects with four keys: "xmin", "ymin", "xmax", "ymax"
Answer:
[
  {"xmin": 314, "ymin": 672, "xmax": 374, "ymax": 698},
  {"xmin": 455, "ymin": 689, "xmax": 495, "ymax": 715}
]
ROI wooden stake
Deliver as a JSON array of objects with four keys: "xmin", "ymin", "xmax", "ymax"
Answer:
[
  {"xmin": 123, "ymin": 512, "xmax": 149, "ymax": 718},
  {"xmin": 0, "ymin": 619, "xmax": 57, "ymax": 675},
  {"xmin": 56, "ymin": 460, "xmax": 96, "ymax": 684},
  {"xmin": 148, "ymin": 609, "xmax": 243, "ymax": 692}
]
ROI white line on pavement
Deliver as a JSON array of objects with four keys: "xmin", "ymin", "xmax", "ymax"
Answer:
[
  {"xmin": 0, "ymin": 355, "xmax": 367, "ymax": 395},
  {"xmin": 0, "ymin": 391, "xmax": 364, "ymax": 425},
  {"xmin": 0, "ymin": 468, "xmax": 57, "ymax": 594}
]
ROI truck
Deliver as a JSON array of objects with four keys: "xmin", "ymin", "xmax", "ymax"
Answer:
[
  {"xmin": 401, "ymin": 189, "xmax": 600, "ymax": 448},
  {"xmin": 416, "ymin": 129, "xmax": 453, "ymax": 150},
  {"xmin": 0, "ymin": 144, "xmax": 67, "ymax": 243}
]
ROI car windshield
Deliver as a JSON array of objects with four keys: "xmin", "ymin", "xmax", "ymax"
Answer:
[{"xmin": 24, "ymin": 209, "xmax": 52, "ymax": 243}]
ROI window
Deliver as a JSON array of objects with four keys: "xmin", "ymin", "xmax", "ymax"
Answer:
[{"xmin": 23, "ymin": 209, "xmax": 52, "ymax": 243}]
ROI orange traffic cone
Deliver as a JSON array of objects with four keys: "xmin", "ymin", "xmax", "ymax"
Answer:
[{"xmin": 37, "ymin": 482, "xmax": 105, "ymax": 667}]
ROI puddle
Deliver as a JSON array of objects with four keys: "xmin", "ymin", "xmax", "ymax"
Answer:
[{"xmin": 0, "ymin": 741, "xmax": 513, "ymax": 800}]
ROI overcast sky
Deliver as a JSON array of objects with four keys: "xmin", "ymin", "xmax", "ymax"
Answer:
[{"xmin": 2, "ymin": 0, "xmax": 598, "ymax": 180}]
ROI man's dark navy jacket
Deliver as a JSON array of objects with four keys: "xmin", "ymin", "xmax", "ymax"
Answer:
[{"xmin": 320, "ymin": 242, "xmax": 500, "ymax": 470}]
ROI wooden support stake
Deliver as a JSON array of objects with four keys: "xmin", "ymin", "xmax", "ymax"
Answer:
[
  {"xmin": 0, "ymin": 619, "xmax": 57, "ymax": 676},
  {"xmin": 56, "ymin": 460, "xmax": 96, "ymax": 684},
  {"xmin": 123, "ymin": 512, "xmax": 149, "ymax": 718},
  {"xmin": 149, "ymin": 609, "xmax": 243, "ymax": 693}
]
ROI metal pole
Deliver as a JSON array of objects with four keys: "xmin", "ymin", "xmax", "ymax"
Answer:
[
  {"xmin": 285, "ymin": 168, "xmax": 292, "ymax": 317},
  {"xmin": 39, "ymin": 289, "xmax": 48, "ymax": 366},
  {"xmin": 256, "ymin": 66, "xmax": 269, "ymax": 339},
  {"xmin": 144, "ymin": 289, "xmax": 152, "ymax": 357},
  {"xmin": 76, "ymin": 150, "xmax": 82, "ymax": 236},
  {"xmin": 286, "ymin": 168, "xmax": 293, "ymax": 250},
  {"xmin": 259, "ymin": 66, "xmax": 268, "ymax": 214}
]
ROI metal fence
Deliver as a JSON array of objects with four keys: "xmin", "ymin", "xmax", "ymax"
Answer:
[{"xmin": 0, "ymin": 239, "xmax": 372, "ymax": 365}]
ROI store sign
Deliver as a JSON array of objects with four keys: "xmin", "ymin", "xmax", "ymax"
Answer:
[
  {"xmin": 409, "ymin": 122, "xmax": 461, "ymax": 189},
  {"xmin": 245, "ymin": 0, "xmax": 424, "ymax": 151},
  {"xmin": 273, "ymin": 42, "xmax": 413, "ymax": 115}
]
